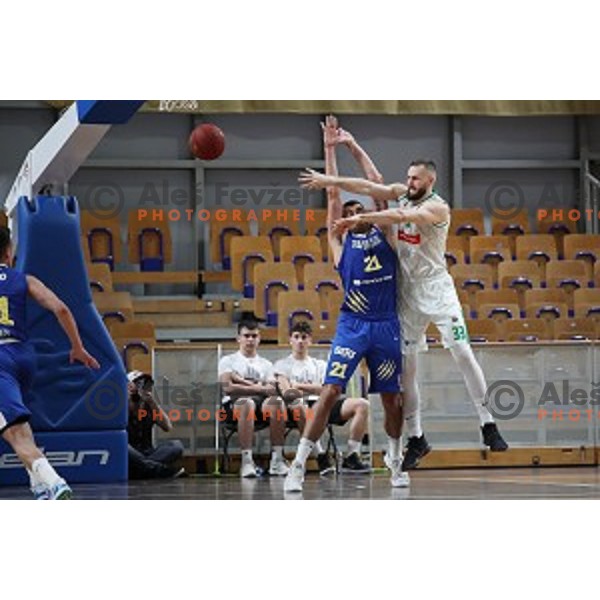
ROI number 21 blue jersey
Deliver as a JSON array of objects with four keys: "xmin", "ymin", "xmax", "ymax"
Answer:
[{"xmin": 337, "ymin": 226, "xmax": 399, "ymax": 321}]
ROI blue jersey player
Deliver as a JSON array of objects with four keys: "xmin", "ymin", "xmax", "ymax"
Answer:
[
  {"xmin": 285, "ymin": 116, "xmax": 408, "ymax": 493},
  {"xmin": 0, "ymin": 226, "xmax": 99, "ymax": 499}
]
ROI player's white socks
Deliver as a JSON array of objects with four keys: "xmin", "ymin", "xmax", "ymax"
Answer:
[
  {"xmin": 271, "ymin": 446, "xmax": 284, "ymax": 460},
  {"xmin": 402, "ymin": 354, "xmax": 424, "ymax": 438},
  {"xmin": 311, "ymin": 440, "xmax": 326, "ymax": 457},
  {"xmin": 27, "ymin": 468, "xmax": 43, "ymax": 490},
  {"xmin": 347, "ymin": 439, "xmax": 361, "ymax": 456},
  {"xmin": 295, "ymin": 438, "xmax": 315, "ymax": 467},
  {"xmin": 387, "ymin": 437, "xmax": 403, "ymax": 462},
  {"xmin": 450, "ymin": 345, "xmax": 495, "ymax": 425},
  {"xmin": 241, "ymin": 449, "xmax": 254, "ymax": 463},
  {"xmin": 31, "ymin": 457, "xmax": 62, "ymax": 488}
]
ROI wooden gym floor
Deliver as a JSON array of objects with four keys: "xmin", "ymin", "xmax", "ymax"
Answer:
[{"xmin": 3, "ymin": 467, "xmax": 600, "ymax": 499}]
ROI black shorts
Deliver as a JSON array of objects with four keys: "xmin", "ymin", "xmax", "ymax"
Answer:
[
  {"xmin": 304, "ymin": 395, "xmax": 349, "ymax": 427},
  {"xmin": 223, "ymin": 396, "xmax": 272, "ymax": 427},
  {"xmin": 328, "ymin": 398, "xmax": 349, "ymax": 426}
]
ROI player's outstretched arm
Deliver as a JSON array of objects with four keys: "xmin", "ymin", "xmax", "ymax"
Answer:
[
  {"xmin": 335, "ymin": 202, "xmax": 449, "ymax": 231},
  {"xmin": 26, "ymin": 275, "xmax": 100, "ymax": 369},
  {"xmin": 384, "ymin": 202, "xmax": 450, "ymax": 226},
  {"xmin": 336, "ymin": 127, "xmax": 383, "ymax": 185},
  {"xmin": 333, "ymin": 209, "xmax": 400, "ymax": 234},
  {"xmin": 323, "ymin": 115, "xmax": 343, "ymax": 265},
  {"xmin": 300, "ymin": 168, "xmax": 405, "ymax": 202}
]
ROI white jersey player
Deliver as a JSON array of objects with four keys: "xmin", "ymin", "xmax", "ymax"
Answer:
[
  {"xmin": 301, "ymin": 158, "xmax": 509, "ymax": 469},
  {"xmin": 395, "ymin": 190, "xmax": 471, "ymax": 356}
]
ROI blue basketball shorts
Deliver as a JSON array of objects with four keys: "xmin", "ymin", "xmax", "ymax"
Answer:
[
  {"xmin": 323, "ymin": 312, "xmax": 402, "ymax": 394},
  {"xmin": 0, "ymin": 342, "xmax": 36, "ymax": 433}
]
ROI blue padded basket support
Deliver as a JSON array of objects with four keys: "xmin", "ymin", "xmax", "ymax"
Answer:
[
  {"xmin": 15, "ymin": 196, "xmax": 128, "ymax": 431},
  {"xmin": 10, "ymin": 196, "xmax": 128, "ymax": 484},
  {"xmin": 0, "ymin": 430, "xmax": 127, "ymax": 484}
]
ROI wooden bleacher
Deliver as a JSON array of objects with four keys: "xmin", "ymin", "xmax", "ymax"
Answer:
[{"xmin": 80, "ymin": 199, "xmax": 600, "ymax": 346}]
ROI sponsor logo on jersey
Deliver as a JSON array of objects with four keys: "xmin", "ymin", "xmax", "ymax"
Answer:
[
  {"xmin": 351, "ymin": 232, "xmax": 383, "ymax": 251},
  {"xmin": 398, "ymin": 230, "xmax": 421, "ymax": 245},
  {"xmin": 333, "ymin": 346, "xmax": 357, "ymax": 360}
]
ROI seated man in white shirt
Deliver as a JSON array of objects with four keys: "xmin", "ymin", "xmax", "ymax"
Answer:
[
  {"xmin": 273, "ymin": 321, "xmax": 370, "ymax": 473},
  {"xmin": 218, "ymin": 317, "xmax": 290, "ymax": 478}
]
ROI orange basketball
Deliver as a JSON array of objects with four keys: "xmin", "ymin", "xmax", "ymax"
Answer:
[{"xmin": 189, "ymin": 123, "xmax": 225, "ymax": 160}]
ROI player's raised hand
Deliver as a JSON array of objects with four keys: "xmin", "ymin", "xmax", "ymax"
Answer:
[
  {"xmin": 321, "ymin": 114, "xmax": 339, "ymax": 147},
  {"xmin": 337, "ymin": 127, "xmax": 355, "ymax": 146},
  {"xmin": 299, "ymin": 168, "xmax": 329, "ymax": 189},
  {"xmin": 70, "ymin": 346, "xmax": 100, "ymax": 369}
]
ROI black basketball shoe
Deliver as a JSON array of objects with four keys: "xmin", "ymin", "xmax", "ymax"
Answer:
[
  {"xmin": 317, "ymin": 452, "xmax": 335, "ymax": 476},
  {"xmin": 341, "ymin": 452, "xmax": 370, "ymax": 473},
  {"xmin": 401, "ymin": 434, "xmax": 432, "ymax": 471},
  {"xmin": 481, "ymin": 423, "xmax": 509, "ymax": 451}
]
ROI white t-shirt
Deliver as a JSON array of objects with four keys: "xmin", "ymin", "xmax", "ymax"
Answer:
[
  {"xmin": 218, "ymin": 351, "xmax": 274, "ymax": 404},
  {"xmin": 272, "ymin": 355, "xmax": 327, "ymax": 401}
]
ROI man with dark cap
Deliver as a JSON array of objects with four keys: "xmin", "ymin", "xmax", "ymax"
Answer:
[{"xmin": 127, "ymin": 370, "xmax": 185, "ymax": 479}]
